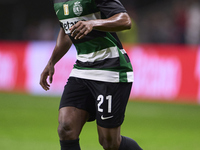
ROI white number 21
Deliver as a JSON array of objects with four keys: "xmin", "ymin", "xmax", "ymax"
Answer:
[{"xmin": 97, "ymin": 95, "xmax": 112, "ymax": 113}]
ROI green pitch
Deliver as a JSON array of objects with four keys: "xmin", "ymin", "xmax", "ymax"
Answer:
[{"xmin": 0, "ymin": 92, "xmax": 200, "ymax": 150}]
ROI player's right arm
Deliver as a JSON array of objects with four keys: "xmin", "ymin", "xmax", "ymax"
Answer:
[{"xmin": 40, "ymin": 27, "xmax": 72, "ymax": 91}]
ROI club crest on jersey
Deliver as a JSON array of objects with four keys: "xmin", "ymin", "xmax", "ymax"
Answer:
[{"xmin": 73, "ymin": 1, "xmax": 83, "ymax": 16}]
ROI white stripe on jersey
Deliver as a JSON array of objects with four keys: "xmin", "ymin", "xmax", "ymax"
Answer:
[
  {"xmin": 69, "ymin": 68, "xmax": 120, "ymax": 82},
  {"xmin": 76, "ymin": 46, "xmax": 119, "ymax": 62},
  {"xmin": 127, "ymin": 72, "xmax": 134, "ymax": 82},
  {"xmin": 120, "ymin": 49, "xmax": 127, "ymax": 54}
]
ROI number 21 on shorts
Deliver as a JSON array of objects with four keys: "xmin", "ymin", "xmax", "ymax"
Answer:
[{"xmin": 97, "ymin": 95, "xmax": 112, "ymax": 113}]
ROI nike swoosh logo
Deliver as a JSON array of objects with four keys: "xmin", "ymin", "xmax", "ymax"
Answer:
[
  {"xmin": 101, "ymin": 115, "xmax": 113, "ymax": 120},
  {"xmin": 56, "ymin": 10, "xmax": 60, "ymax": 15}
]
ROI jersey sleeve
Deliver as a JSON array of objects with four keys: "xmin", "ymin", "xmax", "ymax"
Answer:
[{"xmin": 95, "ymin": 0, "xmax": 127, "ymax": 18}]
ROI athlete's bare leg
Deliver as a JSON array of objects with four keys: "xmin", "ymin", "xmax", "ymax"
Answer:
[
  {"xmin": 58, "ymin": 107, "xmax": 89, "ymax": 140},
  {"xmin": 97, "ymin": 125, "xmax": 121, "ymax": 150},
  {"xmin": 97, "ymin": 125, "xmax": 143, "ymax": 150}
]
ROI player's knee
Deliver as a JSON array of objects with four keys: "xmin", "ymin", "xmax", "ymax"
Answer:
[
  {"xmin": 99, "ymin": 137, "xmax": 119, "ymax": 150},
  {"xmin": 57, "ymin": 121, "xmax": 76, "ymax": 140}
]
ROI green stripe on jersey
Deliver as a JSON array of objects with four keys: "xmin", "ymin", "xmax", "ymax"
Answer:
[
  {"xmin": 74, "ymin": 36, "xmax": 117, "ymax": 55},
  {"xmin": 120, "ymin": 72, "xmax": 128, "ymax": 82},
  {"xmin": 118, "ymin": 50, "xmax": 133, "ymax": 70}
]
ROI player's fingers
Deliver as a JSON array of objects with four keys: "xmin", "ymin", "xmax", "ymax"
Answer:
[
  {"xmin": 72, "ymin": 26, "xmax": 83, "ymax": 38},
  {"xmin": 39, "ymin": 74, "xmax": 45, "ymax": 87},
  {"xmin": 74, "ymin": 28, "xmax": 87, "ymax": 40},
  {"xmin": 43, "ymin": 80, "xmax": 50, "ymax": 91},
  {"xmin": 40, "ymin": 81, "xmax": 49, "ymax": 91},
  {"xmin": 78, "ymin": 29, "xmax": 90, "ymax": 39},
  {"xmin": 40, "ymin": 73, "xmax": 50, "ymax": 91},
  {"xmin": 70, "ymin": 22, "xmax": 81, "ymax": 36},
  {"xmin": 70, "ymin": 28, "xmax": 76, "ymax": 37}
]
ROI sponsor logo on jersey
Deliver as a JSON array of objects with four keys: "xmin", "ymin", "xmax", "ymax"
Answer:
[
  {"xmin": 62, "ymin": 20, "xmax": 79, "ymax": 33},
  {"xmin": 63, "ymin": 4, "xmax": 69, "ymax": 15},
  {"xmin": 61, "ymin": 19, "xmax": 85, "ymax": 34},
  {"xmin": 73, "ymin": 1, "xmax": 83, "ymax": 16},
  {"xmin": 60, "ymin": 12, "xmax": 100, "ymax": 34}
]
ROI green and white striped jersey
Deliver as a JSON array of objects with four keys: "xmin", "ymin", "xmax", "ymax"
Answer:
[{"xmin": 53, "ymin": 0, "xmax": 133, "ymax": 83}]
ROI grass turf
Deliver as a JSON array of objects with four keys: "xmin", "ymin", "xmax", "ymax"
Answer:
[{"xmin": 0, "ymin": 92, "xmax": 200, "ymax": 150}]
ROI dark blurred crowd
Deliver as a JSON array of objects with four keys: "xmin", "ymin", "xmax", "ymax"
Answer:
[
  {"xmin": 0, "ymin": 0, "xmax": 200, "ymax": 44},
  {"xmin": 133, "ymin": 0, "xmax": 200, "ymax": 44}
]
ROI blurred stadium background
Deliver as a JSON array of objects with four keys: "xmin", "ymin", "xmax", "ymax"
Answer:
[{"xmin": 0, "ymin": 0, "xmax": 200, "ymax": 150}]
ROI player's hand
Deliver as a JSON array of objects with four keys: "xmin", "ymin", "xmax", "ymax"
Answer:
[
  {"xmin": 69, "ymin": 20, "xmax": 93, "ymax": 40},
  {"xmin": 39, "ymin": 63, "xmax": 55, "ymax": 91}
]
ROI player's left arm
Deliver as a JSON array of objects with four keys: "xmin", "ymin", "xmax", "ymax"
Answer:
[{"xmin": 70, "ymin": 12, "xmax": 131, "ymax": 40}]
